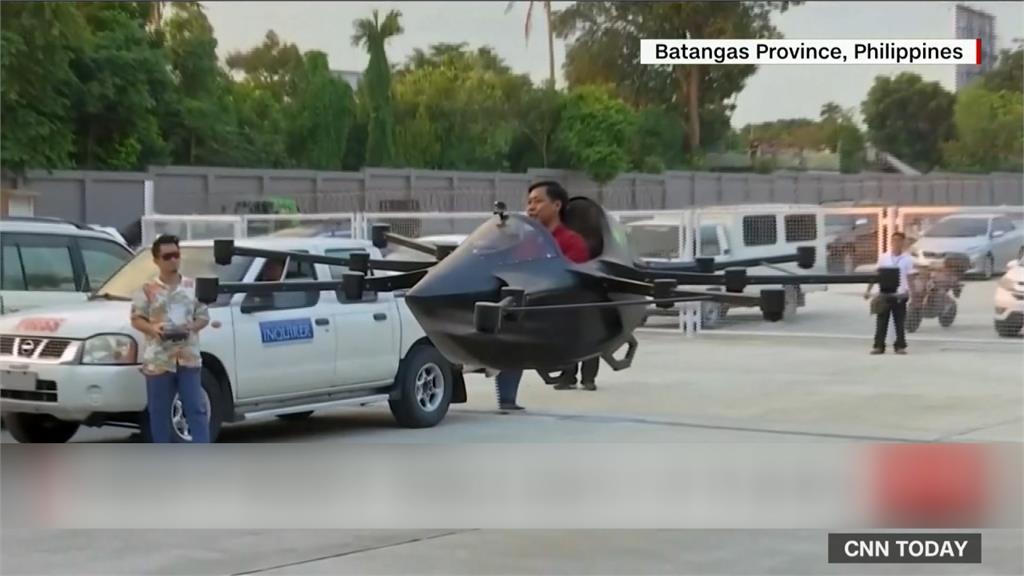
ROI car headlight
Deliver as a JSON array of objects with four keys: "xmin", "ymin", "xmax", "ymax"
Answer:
[
  {"xmin": 81, "ymin": 334, "xmax": 138, "ymax": 365},
  {"xmin": 998, "ymin": 275, "xmax": 1016, "ymax": 292}
]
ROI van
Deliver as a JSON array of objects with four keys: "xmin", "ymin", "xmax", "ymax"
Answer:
[{"xmin": 624, "ymin": 205, "xmax": 828, "ymax": 325}]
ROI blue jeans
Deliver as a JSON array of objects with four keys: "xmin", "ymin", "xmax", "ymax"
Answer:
[
  {"xmin": 145, "ymin": 366, "xmax": 209, "ymax": 443},
  {"xmin": 495, "ymin": 370, "xmax": 523, "ymax": 405}
]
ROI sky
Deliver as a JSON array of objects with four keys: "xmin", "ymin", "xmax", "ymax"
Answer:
[{"xmin": 202, "ymin": 1, "xmax": 1024, "ymax": 128}]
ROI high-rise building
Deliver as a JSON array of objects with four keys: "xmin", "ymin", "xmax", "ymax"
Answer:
[{"xmin": 954, "ymin": 4, "xmax": 997, "ymax": 91}]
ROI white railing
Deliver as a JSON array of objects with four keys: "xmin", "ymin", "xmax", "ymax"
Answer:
[
  {"xmin": 141, "ymin": 215, "xmax": 244, "ymax": 247},
  {"xmin": 141, "ymin": 204, "xmax": 1023, "ymax": 259},
  {"xmin": 240, "ymin": 212, "xmax": 359, "ymax": 239},
  {"xmin": 359, "ymin": 212, "xmax": 494, "ymax": 240}
]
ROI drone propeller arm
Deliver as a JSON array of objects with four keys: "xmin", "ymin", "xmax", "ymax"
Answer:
[
  {"xmin": 380, "ymin": 231, "xmax": 441, "ymax": 257},
  {"xmin": 213, "ymin": 239, "xmax": 436, "ymax": 273},
  {"xmin": 635, "ymin": 247, "xmax": 818, "ymax": 274},
  {"xmin": 195, "ymin": 269, "xmax": 428, "ymax": 304}
]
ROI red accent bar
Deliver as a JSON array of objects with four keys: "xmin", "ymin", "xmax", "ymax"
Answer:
[{"xmin": 976, "ymin": 38, "xmax": 982, "ymax": 65}]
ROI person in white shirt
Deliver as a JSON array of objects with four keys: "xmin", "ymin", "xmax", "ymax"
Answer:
[{"xmin": 863, "ymin": 231, "xmax": 916, "ymax": 355}]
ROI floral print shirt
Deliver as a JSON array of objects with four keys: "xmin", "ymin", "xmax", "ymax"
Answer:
[{"xmin": 131, "ymin": 275, "xmax": 208, "ymax": 375}]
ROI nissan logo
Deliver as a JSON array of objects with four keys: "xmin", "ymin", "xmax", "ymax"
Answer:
[{"xmin": 18, "ymin": 339, "xmax": 37, "ymax": 357}]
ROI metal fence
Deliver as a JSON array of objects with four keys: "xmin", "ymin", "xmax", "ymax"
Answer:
[{"xmin": 4, "ymin": 166, "xmax": 1021, "ymax": 232}]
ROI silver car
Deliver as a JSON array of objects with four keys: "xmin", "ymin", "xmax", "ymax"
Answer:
[{"xmin": 909, "ymin": 214, "xmax": 1024, "ymax": 279}]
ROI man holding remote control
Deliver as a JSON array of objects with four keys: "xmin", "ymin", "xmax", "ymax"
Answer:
[{"xmin": 130, "ymin": 235, "xmax": 211, "ymax": 443}]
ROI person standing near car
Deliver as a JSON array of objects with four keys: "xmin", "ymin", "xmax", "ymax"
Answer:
[
  {"xmin": 864, "ymin": 231, "xmax": 915, "ymax": 355},
  {"xmin": 495, "ymin": 181, "xmax": 590, "ymax": 412},
  {"xmin": 130, "ymin": 235, "xmax": 211, "ymax": 442}
]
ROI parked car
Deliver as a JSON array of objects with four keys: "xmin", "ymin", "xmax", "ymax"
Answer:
[
  {"xmin": 994, "ymin": 256, "xmax": 1024, "ymax": 337},
  {"xmin": 1, "ymin": 218, "xmax": 135, "ymax": 315},
  {"xmin": 909, "ymin": 214, "xmax": 1024, "ymax": 279},
  {"xmin": 0, "ymin": 236, "xmax": 465, "ymax": 443},
  {"xmin": 825, "ymin": 216, "xmax": 881, "ymax": 273}
]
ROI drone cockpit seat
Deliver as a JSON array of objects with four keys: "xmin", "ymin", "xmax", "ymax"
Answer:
[{"xmin": 562, "ymin": 197, "xmax": 606, "ymax": 261}]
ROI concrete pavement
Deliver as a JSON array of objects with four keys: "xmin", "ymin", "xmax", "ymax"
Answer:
[{"xmin": 2, "ymin": 284, "xmax": 1022, "ymax": 574}]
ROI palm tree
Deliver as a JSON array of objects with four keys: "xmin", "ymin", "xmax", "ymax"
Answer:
[
  {"xmin": 505, "ymin": 1, "xmax": 556, "ymax": 87},
  {"xmin": 351, "ymin": 9, "xmax": 403, "ymax": 167}
]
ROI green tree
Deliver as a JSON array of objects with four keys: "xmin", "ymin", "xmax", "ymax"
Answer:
[
  {"xmin": 861, "ymin": 72, "xmax": 955, "ymax": 172},
  {"xmin": 69, "ymin": 3, "xmax": 174, "ymax": 169},
  {"xmin": 837, "ymin": 122, "xmax": 865, "ymax": 174},
  {"xmin": 627, "ymin": 106, "xmax": 684, "ymax": 172},
  {"xmin": 161, "ymin": 2, "xmax": 243, "ymax": 165},
  {"xmin": 224, "ymin": 30, "xmax": 308, "ymax": 167},
  {"xmin": 392, "ymin": 44, "xmax": 531, "ymax": 170},
  {"xmin": 228, "ymin": 81, "xmax": 291, "ymax": 167},
  {"xmin": 225, "ymin": 30, "xmax": 303, "ymax": 102},
  {"xmin": 553, "ymin": 2, "xmax": 799, "ymax": 155},
  {"xmin": 942, "ymin": 85, "xmax": 1023, "ymax": 172},
  {"xmin": 0, "ymin": 2, "xmax": 86, "ymax": 172},
  {"xmin": 818, "ymin": 101, "xmax": 848, "ymax": 151},
  {"xmin": 553, "ymin": 85, "xmax": 634, "ymax": 183},
  {"xmin": 980, "ymin": 48, "xmax": 1023, "ymax": 93},
  {"xmin": 516, "ymin": 85, "xmax": 564, "ymax": 168},
  {"xmin": 286, "ymin": 51, "xmax": 356, "ymax": 169},
  {"xmin": 352, "ymin": 9, "xmax": 403, "ymax": 168}
]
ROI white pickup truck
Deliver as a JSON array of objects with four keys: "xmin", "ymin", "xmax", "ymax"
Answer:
[{"xmin": 0, "ymin": 237, "xmax": 466, "ymax": 443}]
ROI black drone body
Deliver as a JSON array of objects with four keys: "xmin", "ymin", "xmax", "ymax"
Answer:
[{"xmin": 197, "ymin": 197, "xmax": 899, "ymax": 374}]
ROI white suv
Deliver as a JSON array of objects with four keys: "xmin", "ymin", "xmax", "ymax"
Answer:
[
  {"xmin": 994, "ymin": 256, "xmax": 1024, "ymax": 337},
  {"xmin": 1, "ymin": 218, "xmax": 134, "ymax": 315},
  {"xmin": 0, "ymin": 236, "xmax": 465, "ymax": 443}
]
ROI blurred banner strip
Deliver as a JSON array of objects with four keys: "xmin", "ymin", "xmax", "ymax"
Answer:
[{"xmin": 2, "ymin": 443, "xmax": 1019, "ymax": 530}]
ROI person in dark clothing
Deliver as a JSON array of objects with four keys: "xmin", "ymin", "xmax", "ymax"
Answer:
[
  {"xmin": 495, "ymin": 181, "xmax": 590, "ymax": 412},
  {"xmin": 553, "ymin": 357, "xmax": 600, "ymax": 391},
  {"xmin": 864, "ymin": 231, "xmax": 915, "ymax": 355}
]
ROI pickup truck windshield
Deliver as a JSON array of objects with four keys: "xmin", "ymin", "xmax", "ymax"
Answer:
[{"xmin": 93, "ymin": 247, "xmax": 252, "ymax": 301}]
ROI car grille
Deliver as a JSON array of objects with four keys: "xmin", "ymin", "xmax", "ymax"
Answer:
[
  {"xmin": 0, "ymin": 379, "xmax": 58, "ymax": 403},
  {"xmin": 922, "ymin": 251, "xmax": 945, "ymax": 258},
  {"xmin": 0, "ymin": 336, "xmax": 73, "ymax": 361}
]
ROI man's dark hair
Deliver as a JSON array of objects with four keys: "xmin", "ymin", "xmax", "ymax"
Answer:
[
  {"xmin": 892, "ymin": 231, "xmax": 906, "ymax": 240},
  {"xmin": 528, "ymin": 180, "xmax": 570, "ymax": 218},
  {"xmin": 151, "ymin": 234, "xmax": 180, "ymax": 257}
]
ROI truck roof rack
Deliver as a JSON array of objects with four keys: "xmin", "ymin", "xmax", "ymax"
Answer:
[{"xmin": 1, "ymin": 216, "xmax": 93, "ymax": 231}]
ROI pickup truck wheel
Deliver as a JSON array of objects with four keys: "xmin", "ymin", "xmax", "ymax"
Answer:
[
  {"xmin": 5, "ymin": 413, "xmax": 79, "ymax": 443},
  {"xmin": 390, "ymin": 346, "xmax": 453, "ymax": 428}
]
